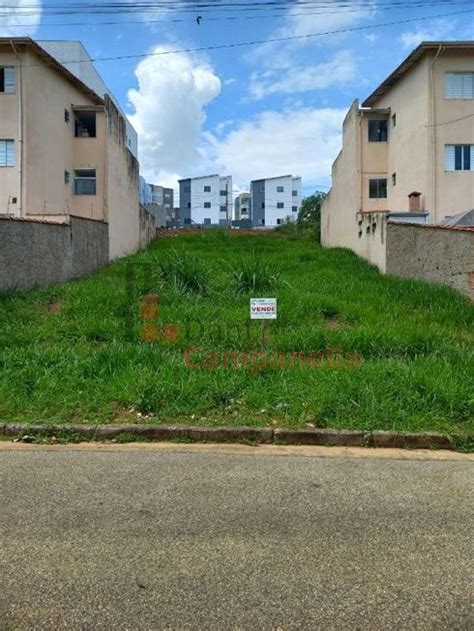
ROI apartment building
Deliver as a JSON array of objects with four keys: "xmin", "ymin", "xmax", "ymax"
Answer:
[
  {"xmin": 179, "ymin": 174, "xmax": 232, "ymax": 226},
  {"xmin": 321, "ymin": 41, "xmax": 474, "ymax": 271},
  {"xmin": 150, "ymin": 184, "xmax": 174, "ymax": 213},
  {"xmin": 234, "ymin": 192, "xmax": 252, "ymax": 225},
  {"xmin": 0, "ymin": 37, "xmax": 140, "ymax": 259},
  {"xmin": 37, "ymin": 40, "xmax": 138, "ymax": 159},
  {"xmin": 139, "ymin": 180, "xmax": 176, "ymax": 227},
  {"xmin": 250, "ymin": 175, "xmax": 302, "ymax": 227}
]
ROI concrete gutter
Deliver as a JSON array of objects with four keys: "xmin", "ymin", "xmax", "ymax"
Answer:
[{"xmin": 1, "ymin": 423, "xmax": 470, "ymax": 451}]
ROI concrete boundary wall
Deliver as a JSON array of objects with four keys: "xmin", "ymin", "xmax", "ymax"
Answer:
[
  {"xmin": 386, "ymin": 222, "xmax": 474, "ymax": 298},
  {"xmin": 0, "ymin": 215, "xmax": 108, "ymax": 290}
]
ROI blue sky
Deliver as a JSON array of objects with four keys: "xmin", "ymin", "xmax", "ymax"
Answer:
[{"xmin": 2, "ymin": 1, "xmax": 474, "ymax": 196}]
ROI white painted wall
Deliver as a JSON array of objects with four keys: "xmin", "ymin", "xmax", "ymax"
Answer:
[
  {"xmin": 190, "ymin": 174, "xmax": 232, "ymax": 225},
  {"xmin": 264, "ymin": 175, "xmax": 300, "ymax": 227}
]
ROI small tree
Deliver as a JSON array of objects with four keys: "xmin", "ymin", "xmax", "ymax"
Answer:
[{"xmin": 297, "ymin": 191, "xmax": 326, "ymax": 242}]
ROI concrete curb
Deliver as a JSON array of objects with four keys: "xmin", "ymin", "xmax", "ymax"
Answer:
[{"xmin": 0, "ymin": 422, "xmax": 463, "ymax": 450}]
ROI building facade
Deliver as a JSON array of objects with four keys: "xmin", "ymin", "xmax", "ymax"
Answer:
[
  {"xmin": 37, "ymin": 40, "xmax": 138, "ymax": 159},
  {"xmin": 0, "ymin": 37, "xmax": 141, "ymax": 260},
  {"xmin": 179, "ymin": 174, "xmax": 232, "ymax": 226},
  {"xmin": 150, "ymin": 184, "xmax": 174, "ymax": 213},
  {"xmin": 143, "ymin": 184, "xmax": 176, "ymax": 228},
  {"xmin": 250, "ymin": 175, "xmax": 302, "ymax": 227},
  {"xmin": 321, "ymin": 41, "xmax": 474, "ymax": 272},
  {"xmin": 234, "ymin": 192, "xmax": 252, "ymax": 225},
  {"xmin": 139, "ymin": 176, "xmax": 152, "ymax": 205}
]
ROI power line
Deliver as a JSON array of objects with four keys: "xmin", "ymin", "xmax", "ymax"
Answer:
[
  {"xmin": 2, "ymin": 0, "xmax": 472, "ymax": 17},
  {"xmin": 426, "ymin": 112, "xmax": 474, "ymax": 126},
  {"xmin": 17, "ymin": 8, "xmax": 474, "ymax": 68},
  {"xmin": 4, "ymin": 0, "xmax": 472, "ymax": 27}
]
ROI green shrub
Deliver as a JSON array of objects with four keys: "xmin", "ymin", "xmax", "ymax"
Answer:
[
  {"xmin": 159, "ymin": 251, "xmax": 210, "ymax": 295},
  {"xmin": 230, "ymin": 256, "xmax": 280, "ymax": 293}
]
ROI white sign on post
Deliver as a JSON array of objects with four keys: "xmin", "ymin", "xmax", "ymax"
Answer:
[{"xmin": 250, "ymin": 298, "xmax": 277, "ymax": 320}]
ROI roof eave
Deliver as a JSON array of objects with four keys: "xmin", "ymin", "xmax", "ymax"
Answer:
[
  {"xmin": 362, "ymin": 41, "xmax": 474, "ymax": 108},
  {"xmin": 0, "ymin": 37, "xmax": 104, "ymax": 105}
]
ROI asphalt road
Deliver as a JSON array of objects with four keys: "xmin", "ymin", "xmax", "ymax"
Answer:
[{"xmin": 1, "ymin": 444, "xmax": 473, "ymax": 630}]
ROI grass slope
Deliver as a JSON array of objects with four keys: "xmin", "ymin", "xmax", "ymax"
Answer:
[{"xmin": 1, "ymin": 231, "xmax": 473, "ymax": 435}]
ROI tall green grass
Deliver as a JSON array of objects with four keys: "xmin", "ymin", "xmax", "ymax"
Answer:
[
  {"xmin": 0, "ymin": 231, "xmax": 472, "ymax": 435},
  {"xmin": 230, "ymin": 256, "xmax": 280, "ymax": 294}
]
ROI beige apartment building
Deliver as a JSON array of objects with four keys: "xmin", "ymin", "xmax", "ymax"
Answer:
[
  {"xmin": 0, "ymin": 38, "xmax": 141, "ymax": 259},
  {"xmin": 321, "ymin": 41, "xmax": 474, "ymax": 273}
]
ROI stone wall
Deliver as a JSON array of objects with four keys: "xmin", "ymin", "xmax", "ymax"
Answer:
[
  {"xmin": 386, "ymin": 222, "xmax": 474, "ymax": 298},
  {"xmin": 139, "ymin": 205, "xmax": 156, "ymax": 250},
  {"xmin": 0, "ymin": 215, "xmax": 108, "ymax": 290}
]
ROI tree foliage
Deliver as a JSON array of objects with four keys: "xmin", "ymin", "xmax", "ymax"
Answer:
[{"xmin": 297, "ymin": 191, "xmax": 326, "ymax": 241}]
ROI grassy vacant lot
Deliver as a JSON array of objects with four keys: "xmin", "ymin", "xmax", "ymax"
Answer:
[{"xmin": 0, "ymin": 231, "xmax": 473, "ymax": 436}]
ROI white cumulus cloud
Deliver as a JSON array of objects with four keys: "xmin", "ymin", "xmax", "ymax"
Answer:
[
  {"xmin": 249, "ymin": 50, "xmax": 357, "ymax": 100},
  {"xmin": 0, "ymin": 0, "xmax": 42, "ymax": 36},
  {"xmin": 205, "ymin": 107, "xmax": 346, "ymax": 190},
  {"xmin": 399, "ymin": 20, "xmax": 457, "ymax": 49},
  {"xmin": 246, "ymin": 1, "xmax": 375, "ymax": 101},
  {"xmin": 127, "ymin": 46, "xmax": 221, "ymax": 184}
]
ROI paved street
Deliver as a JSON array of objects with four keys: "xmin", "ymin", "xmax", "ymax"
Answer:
[{"xmin": 1, "ymin": 443, "xmax": 473, "ymax": 630}]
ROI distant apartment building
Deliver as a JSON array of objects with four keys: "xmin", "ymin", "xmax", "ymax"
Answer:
[
  {"xmin": 0, "ymin": 37, "xmax": 141, "ymax": 259},
  {"xmin": 139, "ymin": 182, "xmax": 175, "ymax": 227},
  {"xmin": 139, "ymin": 176, "xmax": 152, "ymax": 205},
  {"xmin": 321, "ymin": 41, "xmax": 474, "ymax": 272},
  {"xmin": 150, "ymin": 184, "xmax": 174, "ymax": 215},
  {"xmin": 250, "ymin": 175, "xmax": 302, "ymax": 227},
  {"xmin": 179, "ymin": 174, "xmax": 232, "ymax": 226},
  {"xmin": 234, "ymin": 192, "xmax": 252, "ymax": 226}
]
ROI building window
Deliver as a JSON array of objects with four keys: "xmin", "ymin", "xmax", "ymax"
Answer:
[
  {"xmin": 74, "ymin": 169, "xmax": 96, "ymax": 195},
  {"xmin": 0, "ymin": 140, "xmax": 14, "ymax": 167},
  {"xmin": 445, "ymin": 145, "xmax": 473, "ymax": 171},
  {"xmin": 204, "ymin": 218, "xmax": 211, "ymax": 225},
  {"xmin": 369, "ymin": 178, "xmax": 387, "ymax": 199},
  {"xmin": 277, "ymin": 186, "xmax": 284, "ymax": 193},
  {"xmin": 368, "ymin": 119, "xmax": 388, "ymax": 142},
  {"xmin": 277, "ymin": 219, "xmax": 282, "ymax": 225},
  {"xmin": 392, "ymin": 113, "xmax": 397, "ymax": 127},
  {"xmin": 74, "ymin": 111, "xmax": 96, "ymax": 138},
  {"xmin": 277, "ymin": 202, "xmax": 284, "ymax": 209},
  {"xmin": 64, "ymin": 109, "xmax": 70, "ymax": 123},
  {"xmin": 0, "ymin": 67, "xmax": 15, "ymax": 94},
  {"xmin": 220, "ymin": 205, "xmax": 227, "ymax": 212},
  {"xmin": 445, "ymin": 72, "xmax": 474, "ymax": 99},
  {"xmin": 220, "ymin": 189, "xmax": 227, "ymax": 196},
  {"xmin": 184, "ymin": 217, "xmax": 191, "ymax": 224},
  {"xmin": 204, "ymin": 201, "xmax": 211, "ymax": 209},
  {"xmin": 64, "ymin": 170, "xmax": 70, "ymax": 185},
  {"xmin": 241, "ymin": 208, "xmax": 248, "ymax": 215},
  {"xmin": 292, "ymin": 190, "xmax": 298, "ymax": 197},
  {"xmin": 204, "ymin": 185, "xmax": 211, "ymax": 192},
  {"xmin": 187, "ymin": 202, "xmax": 191, "ymax": 208},
  {"xmin": 261, "ymin": 202, "xmax": 265, "ymax": 209},
  {"xmin": 392, "ymin": 172, "xmax": 397, "ymax": 186},
  {"xmin": 292, "ymin": 206, "xmax": 298, "ymax": 212}
]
